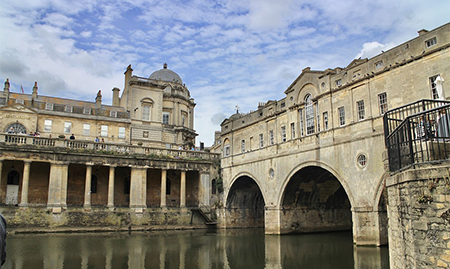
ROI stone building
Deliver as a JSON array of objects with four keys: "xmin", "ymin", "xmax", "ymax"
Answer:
[
  {"xmin": 215, "ymin": 22, "xmax": 449, "ymax": 247},
  {"xmin": 0, "ymin": 64, "xmax": 219, "ymax": 228}
]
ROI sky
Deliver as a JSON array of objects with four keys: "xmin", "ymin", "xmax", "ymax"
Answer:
[{"xmin": 0, "ymin": 0, "xmax": 449, "ymax": 146}]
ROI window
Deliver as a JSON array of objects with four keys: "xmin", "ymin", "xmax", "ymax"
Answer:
[
  {"xmin": 45, "ymin": 103, "xmax": 53, "ymax": 110},
  {"xmin": 182, "ymin": 115, "xmax": 186, "ymax": 126},
  {"xmin": 323, "ymin": 112, "xmax": 328, "ymax": 130},
  {"xmin": 118, "ymin": 127, "xmax": 126, "ymax": 139},
  {"xmin": 321, "ymin": 82, "xmax": 326, "ymax": 89},
  {"xmin": 336, "ymin": 79, "xmax": 342, "ymax": 87},
  {"xmin": 65, "ymin": 105, "xmax": 72, "ymax": 113},
  {"xmin": 163, "ymin": 112, "xmax": 170, "ymax": 124},
  {"xmin": 269, "ymin": 130, "xmax": 274, "ymax": 145},
  {"xmin": 430, "ymin": 75, "xmax": 439, "ymax": 99},
  {"xmin": 15, "ymin": 99, "xmax": 24, "ymax": 104},
  {"xmin": 305, "ymin": 94, "xmax": 315, "ymax": 135},
  {"xmin": 241, "ymin": 140, "xmax": 245, "ymax": 153},
  {"xmin": 425, "ymin": 37, "xmax": 437, "ymax": 48},
  {"xmin": 259, "ymin": 133, "xmax": 264, "ymax": 148},
  {"xmin": 110, "ymin": 111, "xmax": 117, "ymax": 118},
  {"xmin": 64, "ymin": 122, "xmax": 71, "ymax": 134},
  {"xmin": 316, "ymin": 105, "xmax": 320, "ymax": 132},
  {"xmin": 338, "ymin": 107, "xmax": 345, "ymax": 126},
  {"xmin": 143, "ymin": 131, "xmax": 149, "ymax": 138},
  {"xmin": 375, "ymin": 61, "xmax": 383, "ymax": 70},
  {"xmin": 357, "ymin": 154, "xmax": 367, "ymax": 168},
  {"xmin": 83, "ymin": 107, "xmax": 91, "ymax": 115},
  {"xmin": 101, "ymin": 125, "xmax": 108, "ymax": 137},
  {"xmin": 142, "ymin": 105, "xmax": 150, "ymax": 121},
  {"xmin": 83, "ymin": 124, "xmax": 90, "ymax": 136},
  {"xmin": 378, "ymin": 92, "xmax": 388, "ymax": 115},
  {"xmin": 299, "ymin": 109, "xmax": 304, "ymax": 137},
  {"xmin": 290, "ymin": 123, "xmax": 295, "ymax": 139},
  {"xmin": 357, "ymin": 100, "xmax": 365, "ymax": 121},
  {"xmin": 224, "ymin": 145, "xmax": 230, "ymax": 157},
  {"xmin": 281, "ymin": 102, "xmax": 285, "ymax": 108},
  {"xmin": 44, "ymin": 120, "xmax": 52, "ymax": 132},
  {"xmin": 281, "ymin": 126, "xmax": 286, "ymax": 142}
]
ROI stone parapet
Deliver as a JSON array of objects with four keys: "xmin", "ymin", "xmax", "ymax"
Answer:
[{"xmin": 386, "ymin": 164, "xmax": 450, "ymax": 269}]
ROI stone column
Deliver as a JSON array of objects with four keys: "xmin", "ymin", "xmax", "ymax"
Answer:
[
  {"xmin": 264, "ymin": 205, "xmax": 281, "ymax": 234},
  {"xmin": 352, "ymin": 207, "xmax": 381, "ymax": 246},
  {"xmin": 47, "ymin": 162, "xmax": 68, "ymax": 213},
  {"xmin": 160, "ymin": 169, "xmax": 167, "ymax": 208},
  {"xmin": 130, "ymin": 166, "xmax": 147, "ymax": 213},
  {"xmin": 61, "ymin": 164, "xmax": 68, "ymax": 209},
  {"xmin": 19, "ymin": 160, "xmax": 31, "ymax": 207},
  {"xmin": 180, "ymin": 170, "xmax": 186, "ymax": 208},
  {"xmin": 199, "ymin": 172, "xmax": 210, "ymax": 207},
  {"xmin": 107, "ymin": 166, "xmax": 116, "ymax": 209},
  {"xmin": 84, "ymin": 163, "xmax": 93, "ymax": 209}
]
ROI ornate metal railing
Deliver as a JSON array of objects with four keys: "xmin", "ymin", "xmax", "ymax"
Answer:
[
  {"xmin": 1, "ymin": 134, "xmax": 219, "ymax": 161},
  {"xmin": 384, "ymin": 100, "xmax": 450, "ymax": 172}
]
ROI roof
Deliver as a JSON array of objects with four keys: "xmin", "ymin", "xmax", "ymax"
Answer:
[{"xmin": 149, "ymin": 63, "xmax": 183, "ymax": 84}]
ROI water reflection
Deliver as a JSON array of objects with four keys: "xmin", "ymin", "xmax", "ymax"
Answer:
[{"xmin": 4, "ymin": 230, "xmax": 388, "ymax": 269}]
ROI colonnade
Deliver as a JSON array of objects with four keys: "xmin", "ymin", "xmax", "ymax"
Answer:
[{"xmin": 0, "ymin": 160, "xmax": 211, "ymax": 213}]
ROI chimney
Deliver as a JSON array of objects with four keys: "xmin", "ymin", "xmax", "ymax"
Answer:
[
  {"xmin": 95, "ymin": 90, "xmax": 102, "ymax": 108},
  {"xmin": 3, "ymin": 78, "xmax": 10, "ymax": 103},
  {"xmin": 112, "ymin": 87, "xmax": 120, "ymax": 106},
  {"xmin": 32, "ymin": 81, "xmax": 38, "ymax": 100},
  {"xmin": 418, "ymin": 29, "xmax": 429, "ymax": 36},
  {"xmin": 124, "ymin": 64, "xmax": 133, "ymax": 92}
]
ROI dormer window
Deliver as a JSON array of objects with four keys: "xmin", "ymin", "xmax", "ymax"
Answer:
[
  {"xmin": 83, "ymin": 107, "xmax": 91, "ymax": 115},
  {"xmin": 425, "ymin": 37, "xmax": 437, "ymax": 48},
  {"xmin": 46, "ymin": 103, "xmax": 53, "ymax": 110},
  {"xmin": 65, "ymin": 105, "xmax": 72, "ymax": 113},
  {"xmin": 110, "ymin": 111, "xmax": 117, "ymax": 118},
  {"xmin": 336, "ymin": 79, "xmax": 342, "ymax": 87},
  {"xmin": 375, "ymin": 61, "xmax": 383, "ymax": 70},
  {"xmin": 15, "ymin": 99, "xmax": 24, "ymax": 104}
]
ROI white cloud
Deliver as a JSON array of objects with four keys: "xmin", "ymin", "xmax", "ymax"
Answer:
[{"xmin": 0, "ymin": 0, "xmax": 449, "ymax": 146}]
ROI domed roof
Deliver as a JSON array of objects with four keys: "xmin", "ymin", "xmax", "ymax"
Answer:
[{"xmin": 149, "ymin": 63, "xmax": 183, "ymax": 84}]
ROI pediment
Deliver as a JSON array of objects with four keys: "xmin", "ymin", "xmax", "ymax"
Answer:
[
  {"xmin": 0, "ymin": 103, "xmax": 38, "ymax": 114},
  {"xmin": 346, "ymin": 58, "xmax": 368, "ymax": 69}
]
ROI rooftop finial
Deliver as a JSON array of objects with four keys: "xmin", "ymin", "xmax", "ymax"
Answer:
[{"xmin": 163, "ymin": 63, "xmax": 168, "ymax": 69}]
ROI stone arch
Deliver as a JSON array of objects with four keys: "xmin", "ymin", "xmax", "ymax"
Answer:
[
  {"xmin": 277, "ymin": 162, "xmax": 353, "ymax": 234},
  {"xmin": 225, "ymin": 172, "xmax": 266, "ymax": 228},
  {"xmin": 276, "ymin": 161, "xmax": 355, "ymax": 207},
  {"xmin": 297, "ymin": 83, "xmax": 318, "ymax": 104},
  {"xmin": 5, "ymin": 122, "xmax": 27, "ymax": 134}
]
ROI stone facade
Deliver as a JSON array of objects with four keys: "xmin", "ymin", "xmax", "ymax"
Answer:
[
  {"xmin": 0, "ymin": 64, "xmax": 220, "ymax": 229},
  {"xmin": 214, "ymin": 23, "xmax": 449, "ymax": 245},
  {"xmin": 386, "ymin": 164, "xmax": 450, "ymax": 269}
]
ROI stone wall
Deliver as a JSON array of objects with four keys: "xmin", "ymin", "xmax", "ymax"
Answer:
[
  {"xmin": 386, "ymin": 164, "xmax": 450, "ymax": 269},
  {"xmin": 0, "ymin": 207, "xmax": 210, "ymax": 231}
]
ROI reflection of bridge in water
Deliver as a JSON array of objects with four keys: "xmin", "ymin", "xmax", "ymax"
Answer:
[{"xmin": 5, "ymin": 230, "xmax": 389, "ymax": 269}]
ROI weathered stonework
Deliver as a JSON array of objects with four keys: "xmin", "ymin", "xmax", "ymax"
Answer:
[{"xmin": 386, "ymin": 164, "xmax": 450, "ymax": 269}]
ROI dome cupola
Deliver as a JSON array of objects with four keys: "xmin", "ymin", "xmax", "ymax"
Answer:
[{"xmin": 149, "ymin": 63, "xmax": 183, "ymax": 84}]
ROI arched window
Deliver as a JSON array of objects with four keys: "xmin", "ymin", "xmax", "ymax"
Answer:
[
  {"xmin": 91, "ymin": 175, "xmax": 98, "ymax": 193},
  {"xmin": 7, "ymin": 170, "xmax": 20, "ymax": 185},
  {"xmin": 6, "ymin": 123, "xmax": 27, "ymax": 134},
  {"xmin": 305, "ymin": 94, "xmax": 315, "ymax": 135}
]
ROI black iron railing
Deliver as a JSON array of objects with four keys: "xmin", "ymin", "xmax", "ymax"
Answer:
[{"xmin": 384, "ymin": 100, "xmax": 450, "ymax": 172}]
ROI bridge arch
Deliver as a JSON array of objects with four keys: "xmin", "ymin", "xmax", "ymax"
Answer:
[
  {"xmin": 277, "ymin": 162, "xmax": 353, "ymax": 234},
  {"xmin": 225, "ymin": 172, "xmax": 266, "ymax": 228}
]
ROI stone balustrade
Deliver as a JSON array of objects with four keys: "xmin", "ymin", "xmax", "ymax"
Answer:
[{"xmin": 1, "ymin": 133, "xmax": 219, "ymax": 161}]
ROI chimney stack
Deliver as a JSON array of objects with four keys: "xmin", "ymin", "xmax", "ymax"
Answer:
[{"xmin": 112, "ymin": 87, "xmax": 120, "ymax": 106}]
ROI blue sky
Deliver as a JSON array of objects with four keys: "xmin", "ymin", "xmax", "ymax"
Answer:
[{"xmin": 0, "ymin": 0, "xmax": 449, "ymax": 146}]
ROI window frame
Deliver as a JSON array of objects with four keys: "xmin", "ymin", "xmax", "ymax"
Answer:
[
  {"xmin": 83, "ymin": 123, "xmax": 90, "ymax": 136},
  {"xmin": 44, "ymin": 120, "xmax": 52, "ymax": 132},
  {"xmin": 378, "ymin": 92, "xmax": 388, "ymax": 115},
  {"xmin": 101, "ymin": 125, "xmax": 108, "ymax": 137},
  {"xmin": 357, "ymin": 100, "xmax": 365, "ymax": 121},
  {"xmin": 338, "ymin": 107, "xmax": 345, "ymax": 126},
  {"xmin": 64, "ymin": 122, "xmax": 72, "ymax": 134}
]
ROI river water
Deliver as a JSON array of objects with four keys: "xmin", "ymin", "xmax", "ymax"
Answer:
[{"xmin": 4, "ymin": 229, "xmax": 389, "ymax": 269}]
